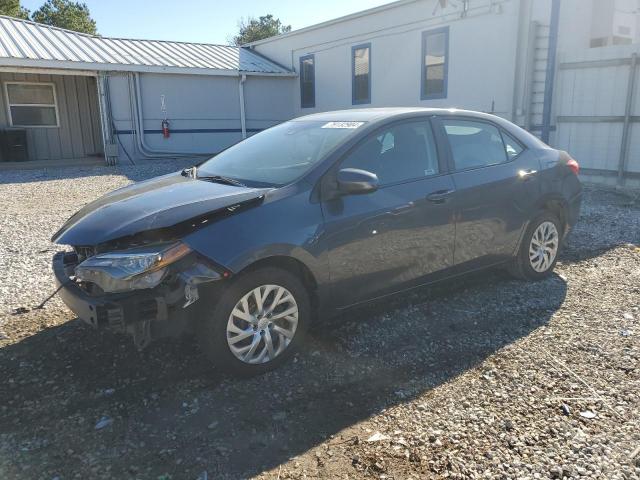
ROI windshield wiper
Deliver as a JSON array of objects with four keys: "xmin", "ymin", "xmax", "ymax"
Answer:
[{"xmin": 196, "ymin": 174, "xmax": 246, "ymax": 187}]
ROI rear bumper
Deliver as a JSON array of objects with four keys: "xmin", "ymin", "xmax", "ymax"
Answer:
[
  {"xmin": 53, "ymin": 252, "xmax": 204, "ymax": 348},
  {"xmin": 566, "ymin": 191, "xmax": 582, "ymax": 228}
]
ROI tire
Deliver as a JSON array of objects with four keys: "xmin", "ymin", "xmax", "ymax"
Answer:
[
  {"xmin": 196, "ymin": 267, "xmax": 310, "ymax": 376},
  {"xmin": 509, "ymin": 211, "xmax": 563, "ymax": 281}
]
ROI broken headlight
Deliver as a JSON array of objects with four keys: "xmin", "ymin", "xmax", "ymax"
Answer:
[{"xmin": 74, "ymin": 242, "xmax": 192, "ymax": 293}]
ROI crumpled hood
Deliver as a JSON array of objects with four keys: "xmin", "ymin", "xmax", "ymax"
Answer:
[{"xmin": 52, "ymin": 171, "xmax": 268, "ymax": 246}]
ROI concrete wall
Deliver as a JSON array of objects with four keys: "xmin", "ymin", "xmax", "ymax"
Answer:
[
  {"xmin": 0, "ymin": 72, "xmax": 102, "ymax": 161},
  {"xmin": 108, "ymin": 72, "xmax": 295, "ymax": 161}
]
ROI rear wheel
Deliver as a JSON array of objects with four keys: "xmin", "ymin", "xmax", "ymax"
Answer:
[
  {"xmin": 509, "ymin": 212, "xmax": 562, "ymax": 281},
  {"xmin": 196, "ymin": 267, "xmax": 310, "ymax": 376}
]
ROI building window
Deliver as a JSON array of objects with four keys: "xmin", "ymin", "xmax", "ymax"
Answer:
[
  {"xmin": 4, "ymin": 82, "xmax": 59, "ymax": 127},
  {"xmin": 300, "ymin": 54, "xmax": 315, "ymax": 108},
  {"xmin": 352, "ymin": 43, "xmax": 371, "ymax": 105},
  {"xmin": 421, "ymin": 27, "xmax": 449, "ymax": 100}
]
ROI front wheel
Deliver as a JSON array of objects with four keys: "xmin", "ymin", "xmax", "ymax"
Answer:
[
  {"xmin": 196, "ymin": 267, "xmax": 310, "ymax": 376},
  {"xmin": 509, "ymin": 212, "xmax": 562, "ymax": 281}
]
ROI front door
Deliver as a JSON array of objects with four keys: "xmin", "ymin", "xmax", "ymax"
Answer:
[
  {"xmin": 437, "ymin": 117, "xmax": 542, "ymax": 267},
  {"xmin": 321, "ymin": 119, "xmax": 456, "ymax": 307}
]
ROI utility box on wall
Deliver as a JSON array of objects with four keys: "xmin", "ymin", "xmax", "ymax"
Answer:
[{"xmin": 0, "ymin": 129, "xmax": 28, "ymax": 162}]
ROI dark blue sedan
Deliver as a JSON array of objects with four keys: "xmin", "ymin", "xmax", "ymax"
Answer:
[{"xmin": 52, "ymin": 108, "xmax": 582, "ymax": 375}]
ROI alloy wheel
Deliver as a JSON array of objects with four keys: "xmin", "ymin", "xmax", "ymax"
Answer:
[
  {"xmin": 529, "ymin": 221, "xmax": 559, "ymax": 273},
  {"xmin": 226, "ymin": 284, "xmax": 299, "ymax": 364}
]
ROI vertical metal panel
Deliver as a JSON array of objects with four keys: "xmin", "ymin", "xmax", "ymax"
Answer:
[
  {"xmin": 541, "ymin": 0, "xmax": 560, "ymax": 144},
  {"xmin": 87, "ymin": 76, "xmax": 103, "ymax": 154},
  {"xmin": 63, "ymin": 75, "xmax": 84, "ymax": 158},
  {"xmin": 50, "ymin": 73, "xmax": 72, "ymax": 159},
  {"xmin": 39, "ymin": 73, "xmax": 62, "ymax": 160},
  {"xmin": 76, "ymin": 75, "xmax": 95, "ymax": 153},
  {"xmin": 626, "ymin": 124, "xmax": 640, "ymax": 173},
  {"xmin": 618, "ymin": 53, "xmax": 637, "ymax": 184},
  {"xmin": 0, "ymin": 73, "xmax": 7, "ymax": 127}
]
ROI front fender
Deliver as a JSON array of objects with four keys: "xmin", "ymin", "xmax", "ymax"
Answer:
[{"xmin": 181, "ymin": 188, "xmax": 329, "ymax": 288}]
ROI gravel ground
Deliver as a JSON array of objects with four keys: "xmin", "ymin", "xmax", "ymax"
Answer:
[{"xmin": 0, "ymin": 162, "xmax": 639, "ymax": 480}]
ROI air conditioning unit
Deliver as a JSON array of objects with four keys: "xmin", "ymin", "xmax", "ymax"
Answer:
[{"xmin": 0, "ymin": 129, "xmax": 28, "ymax": 162}]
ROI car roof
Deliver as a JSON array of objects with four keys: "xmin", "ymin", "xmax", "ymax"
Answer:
[
  {"xmin": 291, "ymin": 107, "xmax": 549, "ymax": 150},
  {"xmin": 292, "ymin": 107, "xmax": 500, "ymax": 123}
]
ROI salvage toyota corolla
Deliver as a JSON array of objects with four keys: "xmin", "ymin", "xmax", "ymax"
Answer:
[{"xmin": 52, "ymin": 108, "xmax": 582, "ymax": 375}]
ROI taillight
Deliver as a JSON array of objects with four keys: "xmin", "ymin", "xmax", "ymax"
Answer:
[{"xmin": 567, "ymin": 158, "xmax": 580, "ymax": 175}]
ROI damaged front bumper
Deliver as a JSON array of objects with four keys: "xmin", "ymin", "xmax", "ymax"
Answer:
[{"xmin": 53, "ymin": 251, "xmax": 222, "ymax": 349}]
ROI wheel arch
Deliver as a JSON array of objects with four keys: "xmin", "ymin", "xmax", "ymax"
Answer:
[
  {"xmin": 230, "ymin": 252, "xmax": 326, "ymax": 320},
  {"xmin": 513, "ymin": 194, "xmax": 569, "ymax": 255},
  {"xmin": 238, "ymin": 255, "xmax": 318, "ymax": 292},
  {"xmin": 538, "ymin": 195, "xmax": 568, "ymax": 232}
]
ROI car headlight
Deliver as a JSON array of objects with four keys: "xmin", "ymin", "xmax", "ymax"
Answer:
[{"xmin": 75, "ymin": 242, "xmax": 192, "ymax": 293}]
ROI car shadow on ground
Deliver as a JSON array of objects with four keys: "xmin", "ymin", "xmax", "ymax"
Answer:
[{"xmin": 0, "ymin": 268, "xmax": 567, "ymax": 479}]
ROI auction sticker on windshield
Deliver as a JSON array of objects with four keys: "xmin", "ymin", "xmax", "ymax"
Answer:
[{"xmin": 321, "ymin": 122, "xmax": 365, "ymax": 129}]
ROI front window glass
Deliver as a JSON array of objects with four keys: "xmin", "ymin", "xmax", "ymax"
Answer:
[
  {"xmin": 198, "ymin": 121, "xmax": 365, "ymax": 187},
  {"xmin": 341, "ymin": 120, "xmax": 439, "ymax": 186}
]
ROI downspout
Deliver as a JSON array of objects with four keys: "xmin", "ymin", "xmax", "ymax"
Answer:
[
  {"xmin": 239, "ymin": 74, "xmax": 247, "ymax": 140},
  {"xmin": 510, "ymin": 0, "xmax": 529, "ymax": 124},
  {"xmin": 96, "ymin": 72, "xmax": 116, "ymax": 165},
  {"xmin": 541, "ymin": 0, "xmax": 561, "ymax": 144},
  {"xmin": 131, "ymin": 72, "xmax": 209, "ymax": 158}
]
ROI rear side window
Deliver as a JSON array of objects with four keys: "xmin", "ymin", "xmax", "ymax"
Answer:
[
  {"xmin": 341, "ymin": 120, "xmax": 439, "ymax": 186},
  {"xmin": 442, "ymin": 119, "xmax": 511, "ymax": 170},
  {"xmin": 501, "ymin": 131, "xmax": 524, "ymax": 159}
]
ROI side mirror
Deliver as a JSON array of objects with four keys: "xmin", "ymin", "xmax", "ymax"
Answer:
[{"xmin": 337, "ymin": 168, "xmax": 379, "ymax": 195}]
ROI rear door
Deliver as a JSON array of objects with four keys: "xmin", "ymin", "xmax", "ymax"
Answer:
[
  {"xmin": 321, "ymin": 118, "xmax": 456, "ymax": 307},
  {"xmin": 436, "ymin": 117, "xmax": 541, "ymax": 267}
]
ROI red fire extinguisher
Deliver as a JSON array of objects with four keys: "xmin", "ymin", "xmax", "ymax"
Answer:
[{"xmin": 161, "ymin": 119, "xmax": 170, "ymax": 139}]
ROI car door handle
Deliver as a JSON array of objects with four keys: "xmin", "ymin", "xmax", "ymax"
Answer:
[
  {"xmin": 518, "ymin": 169, "xmax": 538, "ymax": 180},
  {"xmin": 426, "ymin": 189, "xmax": 455, "ymax": 204}
]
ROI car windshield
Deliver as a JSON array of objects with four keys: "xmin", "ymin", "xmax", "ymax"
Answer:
[{"xmin": 197, "ymin": 120, "xmax": 366, "ymax": 187}]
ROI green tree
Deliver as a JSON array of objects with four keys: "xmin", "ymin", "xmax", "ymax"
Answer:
[
  {"xmin": 32, "ymin": 0, "xmax": 96, "ymax": 34},
  {"xmin": 0, "ymin": 0, "xmax": 30, "ymax": 20},
  {"xmin": 232, "ymin": 14, "xmax": 291, "ymax": 46}
]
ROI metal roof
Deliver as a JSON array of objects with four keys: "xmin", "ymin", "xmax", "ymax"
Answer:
[{"xmin": 0, "ymin": 15, "xmax": 293, "ymax": 76}]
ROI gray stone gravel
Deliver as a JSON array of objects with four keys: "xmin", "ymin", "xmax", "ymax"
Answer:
[
  {"xmin": 0, "ymin": 159, "xmax": 195, "ymax": 316},
  {"xmin": 0, "ymin": 164, "xmax": 638, "ymax": 480}
]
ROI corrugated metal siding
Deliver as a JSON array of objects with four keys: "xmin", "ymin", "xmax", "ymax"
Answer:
[
  {"xmin": 554, "ymin": 45, "xmax": 640, "ymax": 179},
  {"xmin": 0, "ymin": 16, "xmax": 291, "ymax": 75},
  {"xmin": 0, "ymin": 72, "xmax": 102, "ymax": 161}
]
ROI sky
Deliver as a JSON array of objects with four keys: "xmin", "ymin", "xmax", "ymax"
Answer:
[{"xmin": 20, "ymin": 0, "xmax": 396, "ymax": 44}]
